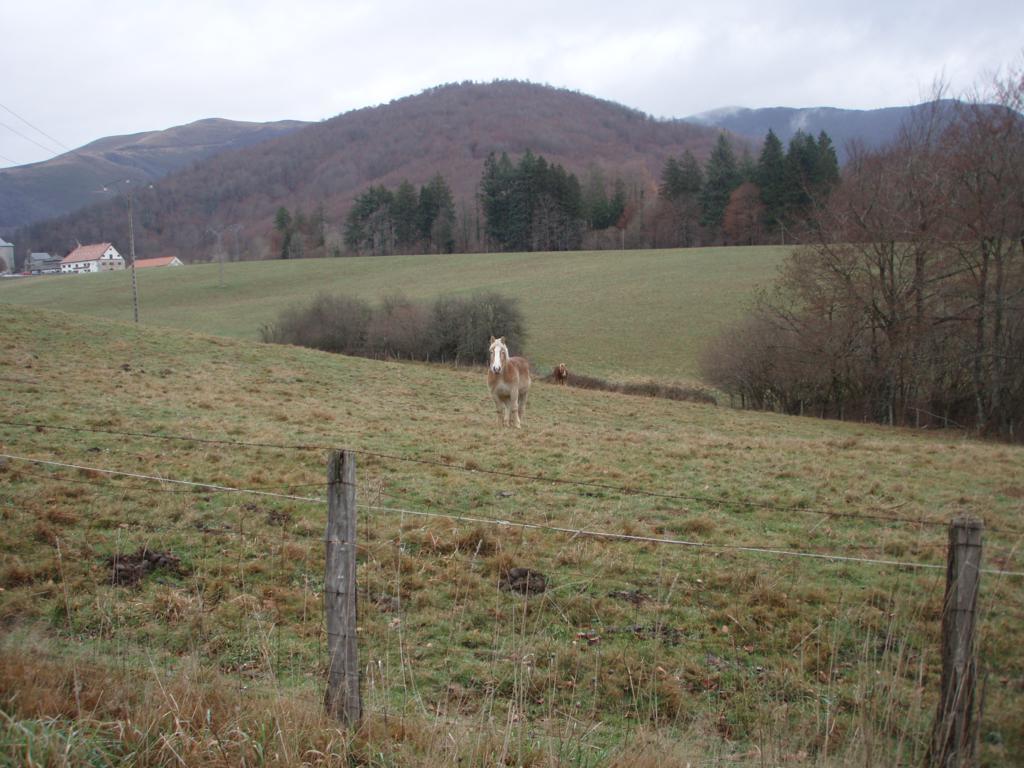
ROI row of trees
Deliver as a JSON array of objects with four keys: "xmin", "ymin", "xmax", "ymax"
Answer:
[
  {"xmin": 656, "ymin": 130, "xmax": 840, "ymax": 247},
  {"xmin": 480, "ymin": 150, "xmax": 592, "ymax": 252},
  {"xmin": 342, "ymin": 175, "xmax": 456, "ymax": 255},
  {"xmin": 702, "ymin": 73, "xmax": 1024, "ymax": 439}
]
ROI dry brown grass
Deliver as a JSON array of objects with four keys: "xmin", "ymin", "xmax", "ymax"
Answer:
[{"xmin": 1, "ymin": 306, "xmax": 1022, "ymax": 765}]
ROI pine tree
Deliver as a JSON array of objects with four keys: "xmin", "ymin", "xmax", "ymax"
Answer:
[
  {"xmin": 391, "ymin": 181, "xmax": 419, "ymax": 252},
  {"xmin": 815, "ymin": 131, "xmax": 840, "ymax": 191},
  {"xmin": 479, "ymin": 152, "xmax": 515, "ymax": 250},
  {"xmin": 756, "ymin": 130, "xmax": 788, "ymax": 236},
  {"xmin": 659, "ymin": 157, "xmax": 683, "ymax": 200},
  {"xmin": 677, "ymin": 151, "xmax": 704, "ymax": 197},
  {"xmin": 419, "ymin": 174, "xmax": 455, "ymax": 253},
  {"xmin": 700, "ymin": 134, "xmax": 742, "ymax": 236}
]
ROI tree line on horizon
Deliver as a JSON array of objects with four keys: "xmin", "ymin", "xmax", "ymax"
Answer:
[{"xmin": 324, "ymin": 130, "xmax": 837, "ymax": 258}]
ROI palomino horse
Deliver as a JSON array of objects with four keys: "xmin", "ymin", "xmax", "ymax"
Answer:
[{"xmin": 487, "ymin": 336, "xmax": 531, "ymax": 428}]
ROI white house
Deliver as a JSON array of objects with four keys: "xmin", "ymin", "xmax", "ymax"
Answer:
[{"xmin": 60, "ymin": 243, "xmax": 125, "ymax": 274}]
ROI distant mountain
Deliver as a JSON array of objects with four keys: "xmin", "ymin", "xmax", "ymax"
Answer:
[
  {"xmin": 0, "ymin": 118, "xmax": 309, "ymax": 229},
  {"xmin": 10, "ymin": 81, "xmax": 730, "ymax": 263},
  {"xmin": 686, "ymin": 101, "xmax": 962, "ymax": 163}
]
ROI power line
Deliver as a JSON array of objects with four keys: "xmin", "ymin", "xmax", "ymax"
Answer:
[
  {"xmin": 0, "ymin": 119, "xmax": 63, "ymax": 157},
  {"xmin": 0, "ymin": 101, "xmax": 73, "ymax": 153}
]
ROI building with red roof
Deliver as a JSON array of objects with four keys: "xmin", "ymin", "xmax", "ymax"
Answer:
[
  {"xmin": 134, "ymin": 256, "xmax": 183, "ymax": 268},
  {"xmin": 60, "ymin": 243, "xmax": 124, "ymax": 274}
]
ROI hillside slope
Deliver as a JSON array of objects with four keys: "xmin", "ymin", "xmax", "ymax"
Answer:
[
  {"xmin": 1, "ymin": 306, "xmax": 1021, "ymax": 764},
  {"xmin": 0, "ymin": 246, "xmax": 787, "ymax": 382},
  {"xmin": 0, "ymin": 117, "xmax": 308, "ymax": 230},
  {"xmin": 10, "ymin": 82, "xmax": 731, "ymax": 263}
]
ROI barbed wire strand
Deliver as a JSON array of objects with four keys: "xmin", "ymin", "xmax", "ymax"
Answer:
[
  {"xmin": 4, "ymin": 452, "xmax": 1022, "ymax": 578},
  {"xmin": 3, "ymin": 418, "xmax": 1015, "ymax": 533}
]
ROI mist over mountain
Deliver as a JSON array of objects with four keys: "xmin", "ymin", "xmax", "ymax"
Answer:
[{"xmin": 686, "ymin": 101, "xmax": 961, "ymax": 163}]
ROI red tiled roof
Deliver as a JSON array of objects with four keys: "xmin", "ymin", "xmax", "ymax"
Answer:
[
  {"xmin": 134, "ymin": 256, "xmax": 179, "ymax": 268},
  {"xmin": 62, "ymin": 242, "xmax": 117, "ymax": 264}
]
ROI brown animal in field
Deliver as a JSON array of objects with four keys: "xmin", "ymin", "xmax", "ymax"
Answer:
[
  {"xmin": 553, "ymin": 363, "xmax": 568, "ymax": 386},
  {"xmin": 487, "ymin": 336, "xmax": 531, "ymax": 428}
]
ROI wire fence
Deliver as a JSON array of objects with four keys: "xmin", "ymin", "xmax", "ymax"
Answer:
[{"xmin": 2, "ymin": 420, "xmax": 1023, "ymax": 762}]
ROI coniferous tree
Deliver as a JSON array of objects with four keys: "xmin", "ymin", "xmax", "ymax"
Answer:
[
  {"xmin": 756, "ymin": 130, "xmax": 788, "ymax": 239},
  {"xmin": 659, "ymin": 157, "xmax": 683, "ymax": 199},
  {"xmin": 700, "ymin": 134, "xmax": 742, "ymax": 237},
  {"xmin": 815, "ymin": 131, "xmax": 841, "ymax": 191},
  {"xmin": 479, "ymin": 152, "xmax": 515, "ymax": 250},
  {"xmin": 658, "ymin": 150, "xmax": 704, "ymax": 246},
  {"xmin": 391, "ymin": 181, "xmax": 419, "ymax": 252},
  {"xmin": 479, "ymin": 150, "xmax": 586, "ymax": 252},
  {"xmin": 419, "ymin": 174, "xmax": 455, "ymax": 253},
  {"xmin": 274, "ymin": 206, "xmax": 293, "ymax": 259}
]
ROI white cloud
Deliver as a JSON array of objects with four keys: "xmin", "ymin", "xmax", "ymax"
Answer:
[{"xmin": 2, "ymin": 0, "xmax": 1022, "ymax": 168}]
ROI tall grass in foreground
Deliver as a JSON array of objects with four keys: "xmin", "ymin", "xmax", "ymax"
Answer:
[{"xmin": 0, "ymin": 577, "xmax": 950, "ymax": 766}]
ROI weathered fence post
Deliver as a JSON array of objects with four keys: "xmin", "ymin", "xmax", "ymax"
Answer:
[
  {"xmin": 324, "ymin": 450, "xmax": 361, "ymax": 725},
  {"xmin": 929, "ymin": 516, "xmax": 983, "ymax": 767}
]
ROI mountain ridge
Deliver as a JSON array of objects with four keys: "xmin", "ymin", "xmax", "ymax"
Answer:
[
  {"xmin": 0, "ymin": 117, "xmax": 309, "ymax": 229},
  {"xmin": 4, "ymin": 82, "xmax": 953, "ymax": 262}
]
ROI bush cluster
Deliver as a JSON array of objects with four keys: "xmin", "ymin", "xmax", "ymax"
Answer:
[{"xmin": 259, "ymin": 291, "xmax": 525, "ymax": 366}]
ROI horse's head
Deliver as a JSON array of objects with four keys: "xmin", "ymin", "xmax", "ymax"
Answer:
[{"xmin": 488, "ymin": 336, "xmax": 508, "ymax": 374}]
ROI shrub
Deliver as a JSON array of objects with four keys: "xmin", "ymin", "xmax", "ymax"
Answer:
[
  {"xmin": 261, "ymin": 291, "xmax": 526, "ymax": 366},
  {"xmin": 428, "ymin": 292, "xmax": 526, "ymax": 365},
  {"xmin": 259, "ymin": 294, "xmax": 372, "ymax": 355},
  {"xmin": 365, "ymin": 293, "xmax": 434, "ymax": 359}
]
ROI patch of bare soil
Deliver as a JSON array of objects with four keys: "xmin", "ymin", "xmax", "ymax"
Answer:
[{"xmin": 107, "ymin": 548, "xmax": 183, "ymax": 586}]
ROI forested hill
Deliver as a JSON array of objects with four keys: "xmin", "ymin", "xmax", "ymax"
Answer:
[
  {"xmin": 10, "ymin": 81, "xmax": 728, "ymax": 264},
  {"xmin": 0, "ymin": 118, "xmax": 308, "ymax": 230}
]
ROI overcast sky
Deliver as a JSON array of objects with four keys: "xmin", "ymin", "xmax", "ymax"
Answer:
[{"xmin": 2, "ymin": 0, "xmax": 1021, "ymax": 169}]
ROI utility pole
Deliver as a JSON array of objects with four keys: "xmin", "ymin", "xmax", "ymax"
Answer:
[{"xmin": 127, "ymin": 189, "xmax": 140, "ymax": 323}]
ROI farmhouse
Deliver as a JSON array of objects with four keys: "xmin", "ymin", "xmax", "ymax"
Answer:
[
  {"xmin": 0, "ymin": 237, "xmax": 13, "ymax": 273},
  {"xmin": 134, "ymin": 256, "xmax": 183, "ymax": 268},
  {"xmin": 60, "ymin": 242, "xmax": 125, "ymax": 274}
]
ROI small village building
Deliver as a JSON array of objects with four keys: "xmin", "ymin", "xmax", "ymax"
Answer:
[
  {"xmin": 0, "ymin": 237, "xmax": 14, "ymax": 273},
  {"xmin": 60, "ymin": 243, "xmax": 125, "ymax": 274},
  {"xmin": 28, "ymin": 252, "xmax": 62, "ymax": 274},
  {"xmin": 134, "ymin": 256, "xmax": 184, "ymax": 268}
]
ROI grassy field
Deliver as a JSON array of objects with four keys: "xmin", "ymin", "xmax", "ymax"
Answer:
[
  {"xmin": 1, "ymin": 305, "xmax": 1022, "ymax": 765},
  {"xmin": 0, "ymin": 247, "xmax": 787, "ymax": 382}
]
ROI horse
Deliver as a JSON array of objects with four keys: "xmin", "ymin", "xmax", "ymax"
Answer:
[
  {"xmin": 487, "ymin": 336, "xmax": 531, "ymax": 428},
  {"xmin": 553, "ymin": 363, "xmax": 568, "ymax": 386}
]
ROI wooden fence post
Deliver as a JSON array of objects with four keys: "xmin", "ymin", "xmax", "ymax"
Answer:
[
  {"xmin": 929, "ymin": 516, "xmax": 983, "ymax": 767},
  {"xmin": 324, "ymin": 450, "xmax": 361, "ymax": 725}
]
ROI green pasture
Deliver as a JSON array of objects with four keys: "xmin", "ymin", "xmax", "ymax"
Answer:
[
  {"xmin": 0, "ymin": 246, "xmax": 787, "ymax": 382},
  {"xmin": 1, "ymin": 306, "xmax": 1022, "ymax": 765}
]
